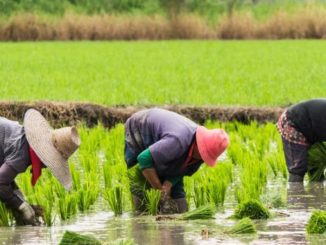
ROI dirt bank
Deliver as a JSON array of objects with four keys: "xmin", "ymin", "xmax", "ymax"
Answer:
[{"xmin": 0, "ymin": 101, "xmax": 285, "ymax": 128}]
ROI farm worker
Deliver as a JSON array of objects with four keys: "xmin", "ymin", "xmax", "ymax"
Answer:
[
  {"xmin": 124, "ymin": 108, "xmax": 229, "ymax": 213},
  {"xmin": 277, "ymin": 99, "xmax": 326, "ymax": 182},
  {"xmin": 0, "ymin": 109, "xmax": 80, "ymax": 225}
]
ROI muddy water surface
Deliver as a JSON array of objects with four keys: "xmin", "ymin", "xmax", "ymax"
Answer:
[{"xmin": 0, "ymin": 182, "xmax": 325, "ymax": 245}]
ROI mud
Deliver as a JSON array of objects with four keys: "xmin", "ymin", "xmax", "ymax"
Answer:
[{"xmin": 0, "ymin": 101, "xmax": 285, "ymax": 128}]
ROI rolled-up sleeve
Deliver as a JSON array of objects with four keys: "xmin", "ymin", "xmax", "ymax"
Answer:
[{"xmin": 0, "ymin": 163, "xmax": 24, "ymax": 210}]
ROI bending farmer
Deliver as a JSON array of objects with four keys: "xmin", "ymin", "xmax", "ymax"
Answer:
[
  {"xmin": 0, "ymin": 109, "xmax": 80, "ymax": 225},
  {"xmin": 124, "ymin": 108, "xmax": 229, "ymax": 214},
  {"xmin": 277, "ymin": 99, "xmax": 326, "ymax": 182}
]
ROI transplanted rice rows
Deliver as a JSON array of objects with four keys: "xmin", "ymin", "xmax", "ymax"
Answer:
[{"xmin": 0, "ymin": 121, "xmax": 288, "ymax": 226}]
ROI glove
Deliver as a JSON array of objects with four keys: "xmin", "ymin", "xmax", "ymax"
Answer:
[{"xmin": 18, "ymin": 202, "xmax": 39, "ymax": 226}]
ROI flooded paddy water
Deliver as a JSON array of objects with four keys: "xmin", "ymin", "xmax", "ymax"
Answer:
[
  {"xmin": 0, "ymin": 180, "xmax": 325, "ymax": 245},
  {"xmin": 1, "ymin": 122, "xmax": 326, "ymax": 245}
]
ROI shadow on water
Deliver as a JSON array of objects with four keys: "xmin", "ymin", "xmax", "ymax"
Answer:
[{"xmin": 1, "ymin": 181, "xmax": 326, "ymax": 245}]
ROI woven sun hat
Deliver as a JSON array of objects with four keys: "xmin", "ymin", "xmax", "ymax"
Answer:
[
  {"xmin": 23, "ymin": 109, "xmax": 81, "ymax": 190},
  {"xmin": 196, "ymin": 126, "xmax": 229, "ymax": 167}
]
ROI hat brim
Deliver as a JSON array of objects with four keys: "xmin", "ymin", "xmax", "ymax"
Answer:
[
  {"xmin": 196, "ymin": 126, "xmax": 217, "ymax": 167},
  {"xmin": 23, "ymin": 109, "xmax": 72, "ymax": 190}
]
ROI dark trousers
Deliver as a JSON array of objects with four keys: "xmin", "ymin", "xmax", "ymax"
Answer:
[{"xmin": 281, "ymin": 137, "xmax": 310, "ymax": 178}]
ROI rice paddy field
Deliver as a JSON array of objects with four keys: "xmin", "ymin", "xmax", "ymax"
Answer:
[
  {"xmin": 0, "ymin": 122, "xmax": 325, "ymax": 244},
  {"xmin": 0, "ymin": 40, "xmax": 325, "ymax": 106},
  {"xmin": 0, "ymin": 40, "xmax": 326, "ymax": 244}
]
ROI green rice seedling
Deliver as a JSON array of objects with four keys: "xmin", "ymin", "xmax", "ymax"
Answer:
[
  {"xmin": 145, "ymin": 189, "xmax": 161, "ymax": 215},
  {"xmin": 34, "ymin": 194, "xmax": 55, "ymax": 226},
  {"xmin": 104, "ymin": 186, "xmax": 123, "ymax": 216},
  {"xmin": 226, "ymin": 217, "xmax": 257, "ymax": 234},
  {"xmin": 59, "ymin": 230, "xmax": 101, "ymax": 245},
  {"xmin": 33, "ymin": 181, "xmax": 56, "ymax": 226},
  {"xmin": 57, "ymin": 193, "xmax": 78, "ymax": 221},
  {"xmin": 103, "ymin": 163, "xmax": 112, "ymax": 189},
  {"xmin": 208, "ymin": 181, "xmax": 227, "ymax": 207},
  {"xmin": 102, "ymin": 124, "xmax": 125, "ymax": 166},
  {"xmin": 193, "ymin": 184, "xmax": 208, "ymax": 208},
  {"xmin": 179, "ymin": 204, "xmax": 216, "ymax": 220},
  {"xmin": 308, "ymin": 142, "xmax": 326, "ymax": 181},
  {"xmin": 0, "ymin": 201, "xmax": 13, "ymax": 226},
  {"xmin": 234, "ymin": 200, "xmax": 270, "ymax": 219},
  {"xmin": 77, "ymin": 172, "xmax": 100, "ymax": 213},
  {"xmin": 207, "ymin": 162, "xmax": 233, "ymax": 207},
  {"xmin": 127, "ymin": 166, "xmax": 148, "ymax": 195},
  {"xmin": 70, "ymin": 163, "xmax": 81, "ymax": 191},
  {"xmin": 77, "ymin": 188, "xmax": 96, "ymax": 213},
  {"xmin": 79, "ymin": 153, "xmax": 100, "ymax": 174},
  {"xmin": 183, "ymin": 177, "xmax": 194, "ymax": 208},
  {"xmin": 78, "ymin": 124, "xmax": 105, "ymax": 153},
  {"xmin": 306, "ymin": 210, "xmax": 326, "ymax": 234}
]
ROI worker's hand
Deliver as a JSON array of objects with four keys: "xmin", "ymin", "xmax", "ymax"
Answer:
[
  {"xmin": 18, "ymin": 202, "xmax": 40, "ymax": 226},
  {"xmin": 142, "ymin": 168, "xmax": 162, "ymax": 189},
  {"xmin": 161, "ymin": 181, "xmax": 172, "ymax": 201}
]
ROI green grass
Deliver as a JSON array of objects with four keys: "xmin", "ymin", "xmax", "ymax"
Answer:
[{"xmin": 0, "ymin": 41, "xmax": 325, "ymax": 106}]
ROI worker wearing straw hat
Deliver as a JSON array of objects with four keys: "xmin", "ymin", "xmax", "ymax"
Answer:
[
  {"xmin": 124, "ymin": 108, "xmax": 229, "ymax": 214},
  {"xmin": 0, "ymin": 109, "xmax": 80, "ymax": 225},
  {"xmin": 277, "ymin": 99, "xmax": 326, "ymax": 182}
]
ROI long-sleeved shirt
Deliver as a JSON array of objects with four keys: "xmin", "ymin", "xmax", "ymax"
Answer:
[
  {"xmin": 287, "ymin": 99, "xmax": 326, "ymax": 144},
  {"xmin": 0, "ymin": 117, "xmax": 30, "ymax": 209},
  {"xmin": 124, "ymin": 108, "xmax": 202, "ymax": 179}
]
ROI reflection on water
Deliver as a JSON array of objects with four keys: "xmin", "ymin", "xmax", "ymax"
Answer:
[{"xmin": 0, "ymin": 181, "xmax": 326, "ymax": 245}]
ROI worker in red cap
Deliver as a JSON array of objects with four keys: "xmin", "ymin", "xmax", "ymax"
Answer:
[{"xmin": 124, "ymin": 108, "xmax": 229, "ymax": 214}]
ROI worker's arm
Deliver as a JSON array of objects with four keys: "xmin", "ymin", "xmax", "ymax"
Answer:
[
  {"xmin": 0, "ymin": 163, "xmax": 24, "ymax": 209},
  {"xmin": 137, "ymin": 149, "xmax": 182, "ymax": 191},
  {"xmin": 137, "ymin": 148, "xmax": 162, "ymax": 189},
  {"xmin": 0, "ymin": 163, "xmax": 37, "ymax": 225}
]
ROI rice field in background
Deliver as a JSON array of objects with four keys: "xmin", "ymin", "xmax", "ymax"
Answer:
[{"xmin": 0, "ymin": 40, "xmax": 325, "ymax": 106}]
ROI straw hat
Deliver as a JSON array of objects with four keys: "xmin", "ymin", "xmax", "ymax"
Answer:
[
  {"xmin": 196, "ymin": 126, "xmax": 229, "ymax": 167},
  {"xmin": 24, "ymin": 109, "xmax": 81, "ymax": 190}
]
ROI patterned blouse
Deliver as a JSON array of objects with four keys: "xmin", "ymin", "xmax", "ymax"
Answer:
[{"xmin": 277, "ymin": 111, "xmax": 309, "ymax": 145}]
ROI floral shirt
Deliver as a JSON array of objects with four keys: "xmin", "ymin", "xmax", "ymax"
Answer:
[{"xmin": 277, "ymin": 111, "xmax": 309, "ymax": 145}]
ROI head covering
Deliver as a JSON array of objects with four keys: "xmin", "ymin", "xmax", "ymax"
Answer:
[
  {"xmin": 23, "ymin": 109, "xmax": 80, "ymax": 190},
  {"xmin": 196, "ymin": 126, "xmax": 229, "ymax": 167}
]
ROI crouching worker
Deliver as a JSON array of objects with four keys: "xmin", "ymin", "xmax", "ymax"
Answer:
[
  {"xmin": 124, "ymin": 108, "xmax": 229, "ymax": 214},
  {"xmin": 0, "ymin": 109, "xmax": 80, "ymax": 225},
  {"xmin": 277, "ymin": 99, "xmax": 326, "ymax": 182}
]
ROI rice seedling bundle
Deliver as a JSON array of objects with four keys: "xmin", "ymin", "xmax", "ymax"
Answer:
[
  {"xmin": 234, "ymin": 199, "xmax": 270, "ymax": 219},
  {"xmin": 59, "ymin": 231, "xmax": 101, "ymax": 245},
  {"xmin": 226, "ymin": 217, "xmax": 257, "ymax": 234},
  {"xmin": 308, "ymin": 142, "xmax": 326, "ymax": 181},
  {"xmin": 145, "ymin": 189, "xmax": 161, "ymax": 215},
  {"xmin": 179, "ymin": 204, "xmax": 216, "ymax": 220},
  {"xmin": 306, "ymin": 210, "xmax": 326, "ymax": 234}
]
